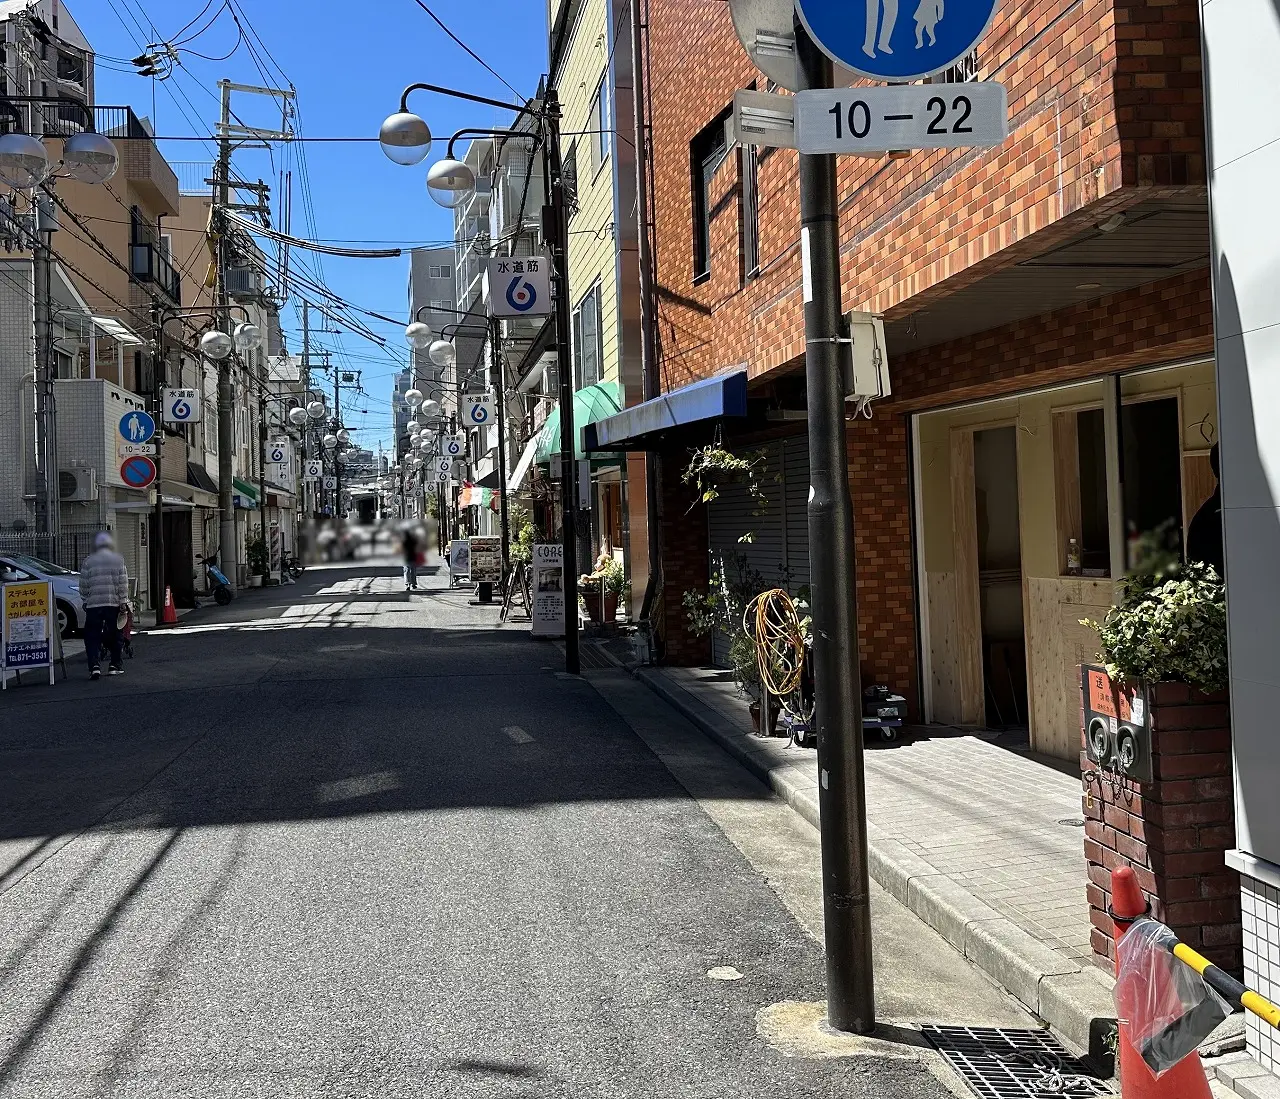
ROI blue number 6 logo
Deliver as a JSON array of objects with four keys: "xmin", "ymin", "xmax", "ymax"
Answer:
[
  {"xmin": 505, "ymin": 275, "xmax": 537, "ymax": 312},
  {"xmin": 172, "ymin": 399, "xmax": 191, "ymax": 420}
]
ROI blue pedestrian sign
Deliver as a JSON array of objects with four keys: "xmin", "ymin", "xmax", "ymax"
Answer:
[
  {"xmin": 119, "ymin": 409, "xmax": 156, "ymax": 445},
  {"xmin": 795, "ymin": 0, "xmax": 999, "ymax": 81}
]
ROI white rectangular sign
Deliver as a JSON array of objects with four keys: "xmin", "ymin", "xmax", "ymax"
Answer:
[
  {"xmin": 162, "ymin": 387, "xmax": 201, "ymax": 425},
  {"xmin": 794, "ymin": 82, "xmax": 1008, "ymax": 156},
  {"xmin": 268, "ymin": 439, "xmax": 289, "ymax": 466},
  {"xmin": 531, "ymin": 543, "xmax": 565, "ymax": 637},
  {"xmin": 305, "ymin": 459, "xmax": 323, "ymax": 478},
  {"xmin": 487, "ymin": 255, "xmax": 551, "ymax": 318},
  {"xmin": 117, "ymin": 443, "xmax": 156, "ymax": 458},
  {"xmin": 442, "ymin": 435, "xmax": 466, "ymax": 458},
  {"xmin": 462, "ymin": 392, "xmax": 495, "ymax": 430},
  {"xmin": 323, "ymin": 475, "xmax": 337, "ymax": 490}
]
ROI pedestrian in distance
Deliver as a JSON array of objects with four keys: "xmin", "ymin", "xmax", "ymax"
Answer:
[
  {"xmin": 401, "ymin": 523, "xmax": 421, "ymax": 591},
  {"xmin": 79, "ymin": 531, "xmax": 129, "ymax": 680}
]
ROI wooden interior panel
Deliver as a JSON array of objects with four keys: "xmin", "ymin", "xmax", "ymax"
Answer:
[
  {"xmin": 949, "ymin": 429, "xmax": 984, "ymax": 725},
  {"xmin": 926, "ymin": 571, "xmax": 964, "ymax": 724},
  {"xmin": 1053, "ymin": 411, "xmax": 1081, "ymax": 575},
  {"xmin": 1025, "ymin": 577, "xmax": 1113, "ymax": 759},
  {"xmin": 1183, "ymin": 452, "xmax": 1217, "ymax": 540}
]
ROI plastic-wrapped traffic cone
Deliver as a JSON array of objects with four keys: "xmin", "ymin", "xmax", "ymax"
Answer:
[
  {"xmin": 1111, "ymin": 866, "xmax": 1213, "ymax": 1099},
  {"xmin": 160, "ymin": 585, "xmax": 178, "ymax": 626}
]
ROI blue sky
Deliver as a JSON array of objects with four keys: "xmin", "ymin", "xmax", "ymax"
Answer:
[{"xmin": 78, "ymin": 0, "xmax": 548, "ymax": 456}]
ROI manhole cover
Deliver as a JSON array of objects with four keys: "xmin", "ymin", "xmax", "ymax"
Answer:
[
  {"xmin": 922, "ymin": 1026, "xmax": 1114, "ymax": 1098},
  {"xmin": 1057, "ymin": 818, "xmax": 1086, "ymax": 827}
]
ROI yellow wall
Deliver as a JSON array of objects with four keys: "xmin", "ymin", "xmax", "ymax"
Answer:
[{"xmin": 559, "ymin": 0, "xmax": 620, "ymax": 387}]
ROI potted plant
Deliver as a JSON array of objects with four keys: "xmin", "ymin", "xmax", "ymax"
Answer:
[
  {"xmin": 246, "ymin": 532, "xmax": 269, "ymax": 588},
  {"xmin": 600, "ymin": 557, "xmax": 626, "ymax": 623},
  {"xmin": 1082, "ymin": 560, "xmax": 1227, "ymax": 696},
  {"xmin": 579, "ymin": 571, "xmax": 603, "ymax": 623}
]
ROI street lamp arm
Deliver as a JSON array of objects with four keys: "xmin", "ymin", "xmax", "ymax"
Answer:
[
  {"xmin": 446, "ymin": 127, "xmax": 539, "ymax": 160},
  {"xmin": 398, "ymin": 82, "xmax": 538, "ymax": 120},
  {"xmin": 440, "ymin": 323, "xmax": 489, "ymax": 338},
  {"xmin": 413, "ymin": 303, "xmax": 489, "ymax": 323}
]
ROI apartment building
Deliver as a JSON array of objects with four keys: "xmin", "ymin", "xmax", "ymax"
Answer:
[
  {"xmin": 0, "ymin": 1, "xmax": 187, "ymax": 614},
  {"xmin": 598, "ymin": 0, "xmax": 1211, "ymax": 755},
  {"xmin": 170, "ymin": 184, "xmax": 299, "ymax": 588},
  {"xmin": 545, "ymin": 0, "xmax": 645, "ymax": 592},
  {"xmin": 451, "ymin": 115, "xmax": 546, "ymax": 537}
]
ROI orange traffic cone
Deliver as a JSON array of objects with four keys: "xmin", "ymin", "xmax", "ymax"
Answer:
[
  {"xmin": 1111, "ymin": 866, "xmax": 1214, "ymax": 1099},
  {"xmin": 160, "ymin": 585, "xmax": 178, "ymax": 626}
]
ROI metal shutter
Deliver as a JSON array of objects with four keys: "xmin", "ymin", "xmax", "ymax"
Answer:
[
  {"xmin": 782, "ymin": 436, "xmax": 811, "ymax": 591},
  {"xmin": 706, "ymin": 441, "xmax": 787, "ymax": 666}
]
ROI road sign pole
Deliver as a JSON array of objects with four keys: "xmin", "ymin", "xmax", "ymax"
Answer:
[
  {"xmin": 151, "ymin": 302, "xmax": 167, "ymax": 624},
  {"xmin": 795, "ymin": 16, "xmax": 876, "ymax": 1036}
]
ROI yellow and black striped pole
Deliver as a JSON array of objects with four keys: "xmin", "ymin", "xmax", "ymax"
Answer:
[{"xmin": 1170, "ymin": 939, "xmax": 1280, "ymax": 1030}]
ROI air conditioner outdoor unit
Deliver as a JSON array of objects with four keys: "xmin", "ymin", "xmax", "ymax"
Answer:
[{"xmin": 59, "ymin": 467, "xmax": 97, "ymax": 502}]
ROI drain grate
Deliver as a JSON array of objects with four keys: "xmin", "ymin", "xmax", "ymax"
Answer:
[{"xmin": 922, "ymin": 1026, "xmax": 1114, "ymax": 1098}]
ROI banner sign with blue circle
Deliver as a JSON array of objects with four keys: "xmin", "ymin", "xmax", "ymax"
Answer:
[
  {"xmin": 163, "ymin": 387, "xmax": 201, "ymax": 424},
  {"xmin": 119, "ymin": 409, "xmax": 156, "ymax": 445},
  {"xmin": 488, "ymin": 255, "xmax": 551, "ymax": 319},
  {"xmin": 795, "ymin": 0, "xmax": 999, "ymax": 81}
]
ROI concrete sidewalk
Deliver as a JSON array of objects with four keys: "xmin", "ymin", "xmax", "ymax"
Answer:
[{"xmin": 617, "ymin": 657, "xmax": 1116, "ymax": 1059}]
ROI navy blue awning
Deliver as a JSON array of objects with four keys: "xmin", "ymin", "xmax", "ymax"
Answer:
[{"xmin": 584, "ymin": 370, "xmax": 748, "ymax": 452}]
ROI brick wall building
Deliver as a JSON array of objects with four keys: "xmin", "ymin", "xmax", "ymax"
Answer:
[{"xmin": 631, "ymin": 0, "xmax": 1212, "ymax": 758}]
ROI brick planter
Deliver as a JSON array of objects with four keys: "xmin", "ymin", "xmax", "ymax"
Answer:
[{"xmin": 1082, "ymin": 678, "xmax": 1240, "ymax": 975}]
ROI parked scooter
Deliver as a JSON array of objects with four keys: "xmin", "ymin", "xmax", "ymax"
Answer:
[{"xmin": 198, "ymin": 555, "xmax": 234, "ymax": 606}]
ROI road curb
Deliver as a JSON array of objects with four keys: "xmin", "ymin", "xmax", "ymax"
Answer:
[{"xmin": 628, "ymin": 661, "xmax": 1116, "ymax": 1061}]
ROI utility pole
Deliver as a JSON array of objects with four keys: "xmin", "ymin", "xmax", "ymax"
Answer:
[
  {"xmin": 213, "ymin": 77, "xmax": 294, "ymax": 583},
  {"xmin": 490, "ymin": 314, "xmax": 511, "ymax": 585},
  {"xmin": 215, "ymin": 80, "xmax": 236, "ymax": 584},
  {"xmin": 543, "ymin": 89, "xmax": 580, "ymax": 675},
  {"xmin": 629, "ymin": 0, "xmax": 663, "ymax": 623},
  {"xmin": 332, "ymin": 364, "xmax": 342, "ymax": 520},
  {"xmin": 150, "ymin": 300, "xmax": 168, "ymax": 623},
  {"xmin": 32, "ymin": 192, "xmax": 58, "ymax": 554},
  {"xmin": 795, "ymin": 20, "xmax": 875, "ymax": 1034},
  {"xmin": 300, "ymin": 301, "xmax": 315, "ymax": 560}
]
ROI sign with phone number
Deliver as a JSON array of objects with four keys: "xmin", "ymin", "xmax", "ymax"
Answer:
[{"xmin": 793, "ymin": 82, "xmax": 1007, "ymax": 156}]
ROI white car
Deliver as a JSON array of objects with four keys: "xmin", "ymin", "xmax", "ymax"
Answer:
[{"xmin": 0, "ymin": 553, "xmax": 85, "ymax": 638}]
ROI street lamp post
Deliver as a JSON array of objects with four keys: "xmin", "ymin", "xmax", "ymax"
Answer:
[
  {"xmin": 381, "ymin": 82, "xmax": 580, "ymax": 674},
  {"xmin": 432, "ymin": 319, "xmax": 512, "ymax": 590}
]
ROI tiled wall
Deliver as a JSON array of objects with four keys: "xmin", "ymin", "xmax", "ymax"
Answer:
[{"xmin": 1242, "ymin": 876, "xmax": 1280, "ymax": 1073}]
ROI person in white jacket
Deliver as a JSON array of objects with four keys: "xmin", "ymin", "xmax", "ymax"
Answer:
[{"xmin": 78, "ymin": 531, "xmax": 129, "ymax": 680}]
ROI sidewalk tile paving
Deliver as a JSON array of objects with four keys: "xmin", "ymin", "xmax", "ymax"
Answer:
[{"xmin": 655, "ymin": 666, "xmax": 1093, "ymax": 965}]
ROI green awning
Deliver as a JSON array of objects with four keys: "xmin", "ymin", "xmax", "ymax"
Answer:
[
  {"xmin": 232, "ymin": 477, "xmax": 259, "ymax": 501},
  {"xmin": 535, "ymin": 381, "xmax": 622, "ymax": 464}
]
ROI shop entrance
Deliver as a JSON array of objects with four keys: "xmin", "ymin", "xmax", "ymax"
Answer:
[
  {"xmin": 974, "ymin": 426, "xmax": 1027, "ymax": 729},
  {"xmin": 914, "ymin": 358, "xmax": 1218, "ymax": 760}
]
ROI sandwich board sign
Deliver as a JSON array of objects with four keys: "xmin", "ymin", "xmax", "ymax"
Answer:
[{"xmin": 2, "ymin": 579, "xmax": 55, "ymax": 687}]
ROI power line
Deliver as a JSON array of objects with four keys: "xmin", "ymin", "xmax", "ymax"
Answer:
[{"xmin": 407, "ymin": 0, "xmax": 524, "ymax": 100}]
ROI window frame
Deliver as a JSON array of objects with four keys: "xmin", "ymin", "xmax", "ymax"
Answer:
[
  {"xmin": 740, "ymin": 143, "xmax": 760, "ymax": 282},
  {"xmin": 589, "ymin": 73, "xmax": 610, "ymax": 172},
  {"xmin": 571, "ymin": 281, "xmax": 603, "ymax": 390},
  {"xmin": 690, "ymin": 109, "xmax": 732, "ymax": 284}
]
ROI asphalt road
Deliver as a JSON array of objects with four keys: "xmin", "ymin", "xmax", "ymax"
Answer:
[{"xmin": 0, "ymin": 553, "xmax": 963, "ymax": 1098}]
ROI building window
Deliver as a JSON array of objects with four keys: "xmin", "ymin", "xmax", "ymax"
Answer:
[
  {"xmin": 690, "ymin": 109, "xmax": 731, "ymax": 282},
  {"xmin": 589, "ymin": 73, "xmax": 610, "ymax": 171},
  {"xmin": 928, "ymin": 48, "xmax": 979, "ymax": 83},
  {"xmin": 572, "ymin": 282, "xmax": 602, "ymax": 389},
  {"xmin": 430, "ymin": 298, "xmax": 454, "ymax": 313},
  {"xmin": 740, "ymin": 144, "xmax": 760, "ymax": 281},
  {"xmin": 429, "ymin": 264, "xmax": 452, "ymax": 279},
  {"xmin": 563, "ymin": 140, "xmax": 579, "ymax": 216}
]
